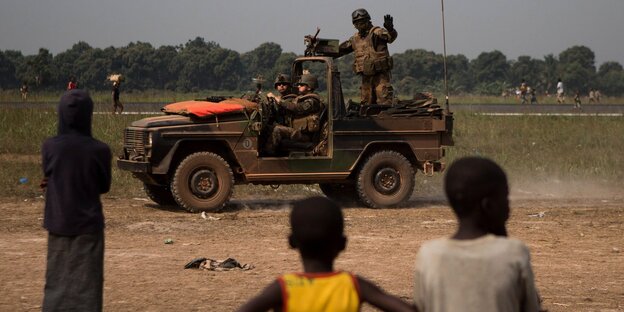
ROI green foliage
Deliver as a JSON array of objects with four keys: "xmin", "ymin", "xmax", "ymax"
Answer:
[
  {"xmin": 1, "ymin": 40, "xmax": 624, "ymax": 97},
  {"xmin": 240, "ymin": 42, "xmax": 283, "ymax": 88},
  {"xmin": 540, "ymin": 54, "xmax": 559, "ymax": 93},
  {"xmin": 0, "ymin": 51, "xmax": 19, "ymax": 88},
  {"xmin": 558, "ymin": 46, "xmax": 596, "ymax": 92},
  {"xmin": 470, "ymin": 50, "xmax": 510, "ymax": 83},
  {"xmin": 509, "ymin": 56, "xmax": 545, "ymax": 88},
  {"xmin": 597, "ymin": 62, "xmax": 624, "ymax": 96}
]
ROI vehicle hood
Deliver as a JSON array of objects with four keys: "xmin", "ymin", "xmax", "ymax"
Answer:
[{"xmin": 130, "ymin": 115, "xmax": 195, "ymax": 128}]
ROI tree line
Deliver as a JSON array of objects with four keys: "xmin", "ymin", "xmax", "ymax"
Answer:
[{"xmin": 1, "ymin": 37, "xmax": 623, "ymax": 96}]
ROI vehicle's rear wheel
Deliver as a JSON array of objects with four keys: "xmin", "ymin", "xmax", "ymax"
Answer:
[
  {"xmin": 143, "ymin": 183, "xmax": 176, "ymax": 206},
  {"xmin": 356, "ymin": 151, "xmax": 415, "ymax": 208},
  {"xmin": 318, "ymin": 183, "xmax": 359, "ymax": 206},
  {"xmin": 171, "ymin": 152, "xmax": 234, "ymax": 212}
]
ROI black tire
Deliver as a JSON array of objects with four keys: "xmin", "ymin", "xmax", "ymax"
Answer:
[
  {"xmin": 356, "ymin": 151, "xmax": 415, "ymax": 208},
  {"xmin": 143, "ymin": 183, "xmax": 177, "ymax": 206},
  {"xmin": 171, "ymin": 152, "xmax": 234, "ymax": 212},
  {"xmin": 318, "ymin": 183, "xmax": 359, "ymax": 206}
]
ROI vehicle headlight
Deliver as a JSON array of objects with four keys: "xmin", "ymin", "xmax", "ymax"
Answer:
[
  {"xmin": 147, "ymin": 132, "xmax": 153, "ymax": 147},
  {"xmin": 143, "ymin": 132, "xmax": 153, "ymax": 160}
]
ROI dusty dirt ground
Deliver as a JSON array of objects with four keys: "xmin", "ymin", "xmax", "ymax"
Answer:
[{"xmin": 1, "ymin": 194, "xmax": 622, "ymax": 312}]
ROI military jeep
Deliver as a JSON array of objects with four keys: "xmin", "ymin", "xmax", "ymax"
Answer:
[{"xmin": 117, "ymin": 56, "xmax": 453, "ymax": 212}]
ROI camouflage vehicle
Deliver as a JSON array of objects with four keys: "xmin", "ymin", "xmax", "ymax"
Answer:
[{"xmin": 117, "ymin": 56, "xmax": 453, "ymax": 212}]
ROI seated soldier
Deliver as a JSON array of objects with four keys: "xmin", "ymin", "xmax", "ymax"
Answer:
[
  {"xmin": 267, "ymin": 73, "xmax": 297, "ymax": 126},
  {"xmin": 264, "ymin": 74, "xmax": 323, "ymax": 155},
  {"xmin": 267, "ymin": 73, "xmax": 296, "ymax": 102}
]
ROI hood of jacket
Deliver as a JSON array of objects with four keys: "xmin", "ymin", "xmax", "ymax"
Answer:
[{"xmin": 57, "ymin": 89, "xmax": 93, "ymax": 136}]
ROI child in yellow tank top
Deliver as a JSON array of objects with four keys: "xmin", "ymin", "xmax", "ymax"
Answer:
[
  {"xmin": 237, "ymin": 196, "xmax": 415, "ymax": 312},
  {"xmin": 279, "ymin": 272, "xmax": 360, "ymax": 312}
]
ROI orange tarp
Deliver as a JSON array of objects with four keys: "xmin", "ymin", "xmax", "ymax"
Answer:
[{"xmin": 162, "ymin": 99, "xmax": 255, "ymax": 118}]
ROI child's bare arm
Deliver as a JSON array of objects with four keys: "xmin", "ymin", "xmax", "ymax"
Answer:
[
  {"xmin": 236, "ymin": 280, "xmax": 282, "ymax": 312},
  {"xmin": 357, "ymin": 276, "xmax": 418, "ymax": 312}
]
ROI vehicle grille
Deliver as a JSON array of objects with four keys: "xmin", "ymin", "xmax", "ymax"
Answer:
[{"xmin": 124, "ymin": 129, "xmax": 147, "ymax": 156}]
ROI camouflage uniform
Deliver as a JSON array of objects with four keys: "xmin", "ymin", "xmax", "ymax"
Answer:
[
  {"xmin": 265, "ymin": 75, "xmax": 323, "ymax": 155},
  {"xmin": 273, "ymin": 74, "xmax": 296, "ymax": 125},
  {"xmin": 339, "ymin": 9, "xmax": 397, "ymax": 105}
]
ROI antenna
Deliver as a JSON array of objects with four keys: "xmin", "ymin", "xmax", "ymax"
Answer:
[{"xmin": 441, "ymin": 0, "xmax": 450, "ymax": 113}]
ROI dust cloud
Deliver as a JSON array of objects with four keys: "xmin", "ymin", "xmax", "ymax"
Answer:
[{"xmin": 510, "ymin": 176, "xmax": 621, "ymax": 200}]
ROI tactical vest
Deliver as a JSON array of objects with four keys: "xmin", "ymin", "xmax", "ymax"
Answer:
[
  {"xmin": 292, "ymin": 94, "xmax": 322, "ymax": 134},
  {"xmin": 351, "ymin": 26, "xmax": 393, "ymax": 75}
]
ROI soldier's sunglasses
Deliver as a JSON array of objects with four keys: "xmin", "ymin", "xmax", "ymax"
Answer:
[{"xmin": 276, "ymin": 83, "xmax": 289, "ymax": 87}]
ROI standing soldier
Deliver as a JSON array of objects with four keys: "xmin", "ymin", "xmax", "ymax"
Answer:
[{"xmin": 338, "ymin": 8, "xmax": 398, "ymax": 105}]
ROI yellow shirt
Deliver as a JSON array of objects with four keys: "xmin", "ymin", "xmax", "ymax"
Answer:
[{"xmin": 278, "ymin": 272, "xmax": 361, "ymax": 312}]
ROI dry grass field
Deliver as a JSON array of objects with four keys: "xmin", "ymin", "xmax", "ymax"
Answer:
[
  {"xmin": 0, "ymin": 193, "xmax": 622, "ymax": 311},
  {"xmin": 1, "ymin": 104, "xmax": 622, "ymax": 311}
]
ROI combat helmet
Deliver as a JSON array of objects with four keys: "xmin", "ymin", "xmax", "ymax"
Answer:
[
  {"xmin": 296, "ymin": 74, "xmax": 318, "ymax": 90},
  {"xmin": 274, "ymin": 73, "xmax": 291, "ymax": 88},
  {"xmin": 352, "ymin": 8, "xmax": 371, "ymax": 23}
]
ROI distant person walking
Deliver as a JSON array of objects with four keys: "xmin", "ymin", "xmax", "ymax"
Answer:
[
  {"xmin": 556, "ymin": 78, "xmax": 565, "ymax": 104},
  {"xmin": 112, "ymin": 81, "xmax": 123, "ymax": 114},
  {"xmin": 67, "ymin": 76, "xmax": 77, "ymax": 90},
  {"xmin": 519, "ymin": 80, "xmax": 528, "ymax": 104},
  {"xmin": 573, "ymin": 90, "xmax": 582, "ymax": 109},
  {"xmin": 588, "ymin": 88, "xmax": 596, "ymax": 104},
  {"xmin": 41, "ymin": 89, "xmax": 112, "ymax": 312},
  {"xmin": 20, "ymin": 82, "xmax": 29, "ymax": 101},
  {"xmin": 530, "ymin": 87, "xmax": 538, "ymax": 104},
  {"xmin": 595, "ymin": 89, "xmax": 602, "ymax": 103}
]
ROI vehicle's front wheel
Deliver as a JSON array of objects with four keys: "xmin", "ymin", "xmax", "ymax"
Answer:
[
  {"xmin": 143, "ymin": 183, "xmax": 177, "ymax": 206},
  {"xmin": 356, "ymin": 151, "xmax": 415, "ymax": 208},
  {"xmin": 171, "ymin": 152, "xmax": 234, "ymax": 212}
]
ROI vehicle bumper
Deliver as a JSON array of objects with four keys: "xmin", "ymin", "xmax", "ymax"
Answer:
[{"xmin": 117, "ymin": 159, "xmax": 151, "ymax": 173}]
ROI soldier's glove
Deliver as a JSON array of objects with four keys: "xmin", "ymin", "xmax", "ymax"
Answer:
[{"xmin": 384, "ymin": 14, "xmax": 394, "ymax": 31}]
